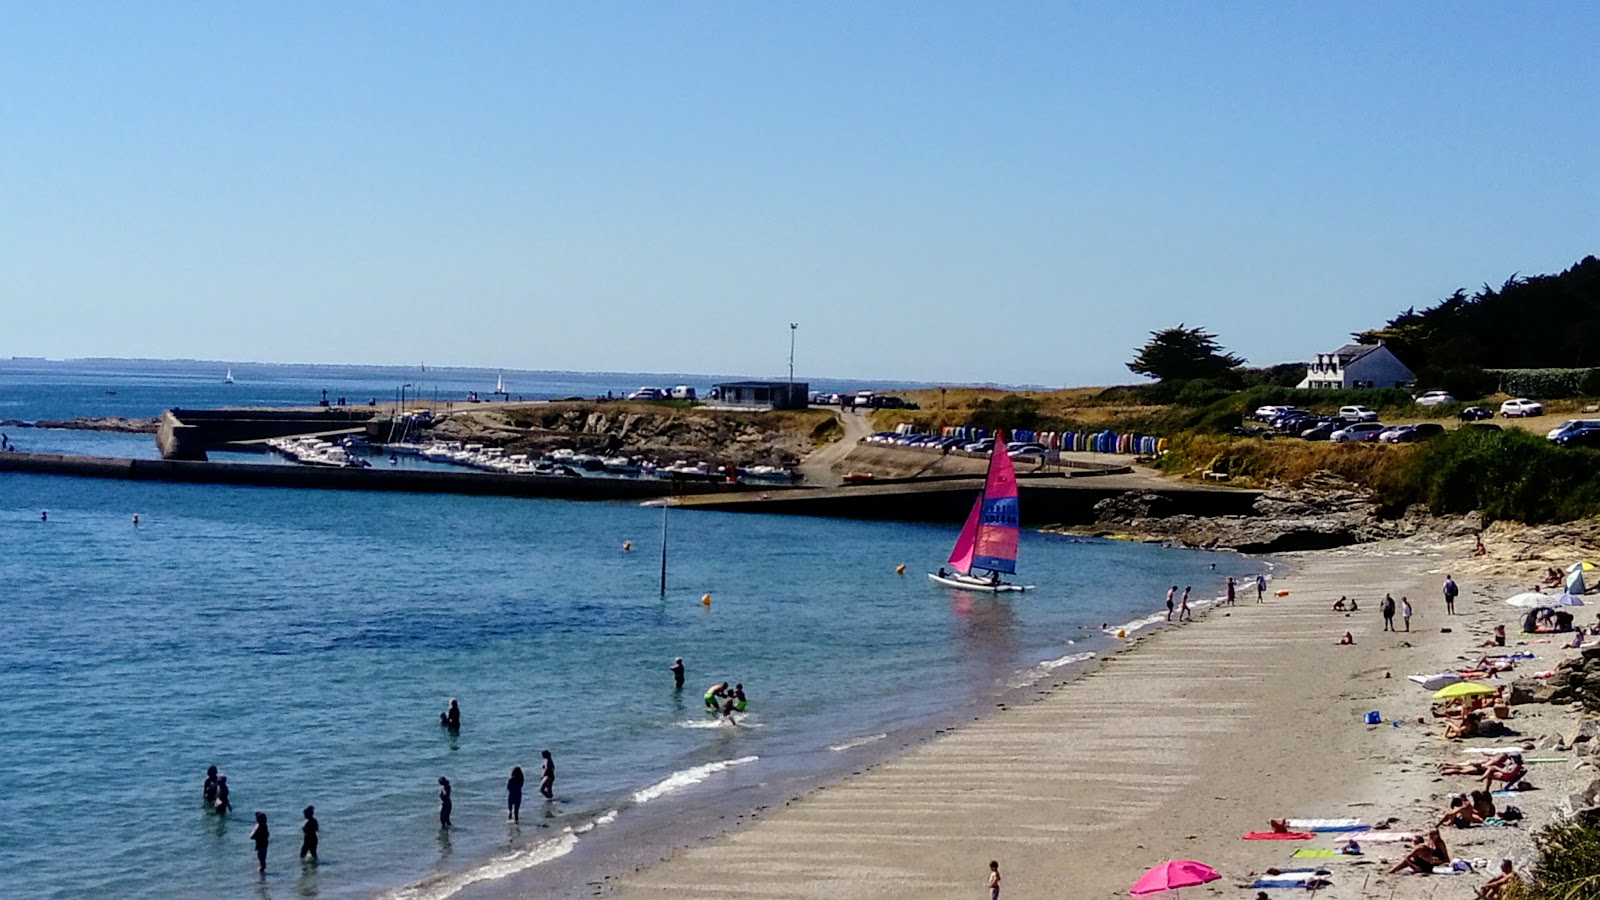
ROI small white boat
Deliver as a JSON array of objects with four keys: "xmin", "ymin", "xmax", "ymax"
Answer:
[
  {"xmin": 929, "ymin": 436, "xmax": 1034, "ymax": 592},
  {"xmin": 928, "ymin": 571, "xmax": 1031, "ymax": 593},
  {"xmin": 224, "ymin": 367, "xmax": 235, "ymax": 384}
]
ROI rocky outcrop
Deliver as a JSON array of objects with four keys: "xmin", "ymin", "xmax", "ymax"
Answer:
[
  {"xmin": 1076, "ymin": 471, "xmax": 1476, "ymax": 553},
  {"xmin": 430, "ymin": 403, "xmax": 830, "ymax": 469},
  {"xmin": 0, "ymin": 416, "xmax": 160, "ymax": 433},
  {"xmin": 1511, "ymin": 646, "xmax": 1600, "ymax": 711}
]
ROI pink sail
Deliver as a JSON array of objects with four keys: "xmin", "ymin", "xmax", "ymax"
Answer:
[
  {"xmin": 970, "ymin": 436, "xmax": 1020, "ymax": 574},
  {"xmin": 947, "ymin": 495, "xmax": 982, "ymax": 574}
]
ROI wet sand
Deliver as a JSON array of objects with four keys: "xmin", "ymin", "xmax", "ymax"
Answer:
[{"xmin": 592, "ymin": 535, "xmax": 1589, "ymax": 898}]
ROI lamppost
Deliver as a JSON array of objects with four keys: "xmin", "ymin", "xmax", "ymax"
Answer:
[{"xmin": 789, "ymin": 322, "xmax": 798, "ymax": 390}]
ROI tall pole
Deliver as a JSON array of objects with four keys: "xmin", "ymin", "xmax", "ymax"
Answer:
[
  {"xmin": 789, "ymin": 322, "xmax": 798, "ymax": 392},
  {"xmin": 659, "ymin": 496, "xmax": 669, "ymax": 598}
]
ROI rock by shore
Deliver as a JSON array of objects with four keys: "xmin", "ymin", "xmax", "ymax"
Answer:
[{"xmin": 0, "ymin": 416, "xmax": 160, "ymax": 433}]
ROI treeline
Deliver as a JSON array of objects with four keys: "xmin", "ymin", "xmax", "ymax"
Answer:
[{"xmin": 1358, "ymin": 255, "xmax": 1600, "ymax": 396}]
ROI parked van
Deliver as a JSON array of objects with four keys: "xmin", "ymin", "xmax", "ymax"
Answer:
[{"xmin": 670, "ymin": 385, "xmax": 697, "ymax": 401}]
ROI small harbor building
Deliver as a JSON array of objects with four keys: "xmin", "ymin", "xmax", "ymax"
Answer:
[
  {"xmin": 710, "ymin": 381, "xmax": 810, "ymax": 410},
  {"xmin": 1296, "ymin": 341, "xmax": 1416, "ymax": 390}
]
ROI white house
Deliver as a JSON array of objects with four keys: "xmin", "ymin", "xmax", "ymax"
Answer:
[{"xmin": 1297, "ymin": 341, "xmax": 1416, "ymax": 390}]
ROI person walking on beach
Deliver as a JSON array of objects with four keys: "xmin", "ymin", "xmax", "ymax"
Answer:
[
  {"xmin": 300, "ymin": 806, "xmax": 318, "ymax": 863},
  {"xmin": 203, "ymin": 766, "xmax": 220, "ymax": 808},
  {"xmin": 1178, "ymin": 586, "xmax": 1192, "ymax": 622},
  {"xmin": 1166, "ymin": 585, "xmax": 1177, "ymax": 621},
  {"xmin": 987, "ymin": 860, "xmax": 1002, "ymax": 899},
  {"xmin": 1256, "ymin": 574, "xmax": 1267, "ymax": 603},
  {"xmin": 438, "ymin": 777, "xmax": 452, "ymax": 828},
  {"xmin": 670, "ymin": 657, "xmax": 685, "ymax": 691},
  {"xmin": 506, "ymin": 766, "xmax": 524, "ymax": 822},
  {"xmin": 1401, "ymin": 596, "xmax": 1413, "ymax": 632},
  {"xmin": 1226, "ymin": 576, "xmax": 1236, "ymax": 606},
  {"xmin": 1382, "ymin": 593, "xmax": 1397, "ymax": 631},
  {"xmin": 1444, "ymin": 575, "xmax": 1459, "ymax": 615},
  {"xmin": 540, "ymin": 750, "xmax": 555, "ymax": 799},
  {"xmin": 249, "ymin": 812, "xmax": 269, "ymax": 873}
]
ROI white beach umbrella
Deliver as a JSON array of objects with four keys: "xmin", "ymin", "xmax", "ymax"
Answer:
[{"xmin": 1504, "ymin": 592, "xmax": 1552, "ymax": 608}]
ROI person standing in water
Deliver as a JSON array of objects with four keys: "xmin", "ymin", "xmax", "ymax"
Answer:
[
  {"xmin": 539, "ymin": 750, "xmax": 555, "ymax": 799},
  {"xmin": 299, "ymin": 806, "xmax": 318, "ymax": 862},
  {"xmin": 506, "ymin": 766, "xmax": 524, "ymax": 822},
  {"xmin": 438, "ymin": 777, "xmax": 452, "ymax": 828},
  {"xmin": 203, "ymin": 766, "xmax": 219, "ymax": 808},
  {"xmin": 249, "ymin": 812, "xmax": 269, "ymax": 873},
  {"xmin": 214, "ymin": 775, "xmax": 232, "ymax": 814},
  {"xmin": 670, "ymin": 657, "xmax": 685, "ymax": 691},
  {"xmin": 440, "ymin": 698, "xmax": 461, "ymax": 731}
]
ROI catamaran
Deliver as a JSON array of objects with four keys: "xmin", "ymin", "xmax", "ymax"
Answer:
[{"xmin": 929, "ymin": 435, "xmax": 1034, "ymax": 592}]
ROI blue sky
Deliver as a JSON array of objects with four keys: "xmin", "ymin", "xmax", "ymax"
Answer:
[{"xmin": 2, "ymin": 3, "xmax": 1596, "ymax": 385}]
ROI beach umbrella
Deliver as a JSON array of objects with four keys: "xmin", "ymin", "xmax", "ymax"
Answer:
[
  {"xmin": 1553, "ymin": 592, "xmax": 1585, "ymax": 607},
  {"xmin": 1505, "ymin": 592, "xmax": 1553, "ymax": 608},
  {"xmin": 1130, "ymin": 860, "xmax": 1221, "ymax": 895},
  {"xmin": 1434, "ymin": 681, "xmax": 1497, "ymax": 700}
]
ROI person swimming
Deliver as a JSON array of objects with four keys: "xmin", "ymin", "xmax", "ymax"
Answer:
[
  {"xmin": 440, "ymin": 698, "xmax": 460, "ymax": 731},
  {"xmin": 704, "ymin": 682, "xmax": 729, "ymax": 710}
]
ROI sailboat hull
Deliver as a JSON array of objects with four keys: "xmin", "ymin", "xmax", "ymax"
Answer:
[{"xmin": 927, "ymin": 572, "xmax": 1033, "ymax": 593}]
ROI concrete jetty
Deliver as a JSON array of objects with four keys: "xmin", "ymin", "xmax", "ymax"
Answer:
[
  {"xmin": 156, "ymin": 408, "xmax": 378, "ymax": 460},
  {"xmin": 0, "ymin": 452, "xmax": 750, "ymax": 501}
]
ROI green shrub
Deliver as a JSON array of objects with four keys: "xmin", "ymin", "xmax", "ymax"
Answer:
[
  {"xmin": 1516, "ymin": 811, "xmax": 1600, "ymax": 900},
  {"xmin": 1487, "ymin": 367, "xmax": 1600, "ymax": 398}
]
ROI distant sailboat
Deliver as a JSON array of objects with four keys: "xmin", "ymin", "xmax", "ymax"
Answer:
[
  {"xmin": 494, "ymin": 370, "xmax": 506, "ymax": 396},
  {"xmin": 929, "ymin": 435, "xmax": 1034, "ymax": 592},
  {"xmin": 224, "ymin": 367, "xmax": 235, "ymax": 384}
]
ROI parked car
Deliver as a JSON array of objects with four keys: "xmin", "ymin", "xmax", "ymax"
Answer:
[
  {"xmin": 1464, "ymin": 422, "xmax": 1503, "ymax": 432},
  {"xmin": 1254, "ymin": 405, "xmax": 1287, "ymax": 421},
  {"xmin": 1547, "ymin": 420, "xmax": 1600, "ymax": 441},
  {"xmin": 627, "ymin": 386, "xmax": 668, "ymax": 401},
  {"xmin": 1338, "ymin": 405, "xmax": 1379, "ymax": 423},
  {"xmin": 1458, "ymin": 406, "xmax": 1494, "ymax": 421},
  {"xmin": 962, "ymin": 439, "xmax": 995, "ymax": 453},
  {"xmin": 1500, "ymin": 398, "xmax": 1544, "ymax": 418},
  {"xmin": 1379, "ymin": 423, "xmax": 1445, "ymax": 443},
  {"xmin": 1299, "ymin": 422, "xmax": 1338, "ymax": 441},
  {"xmin": 1008, "ymin": 445, "xmax": 1048, "ymax": 460},
  {"xmin": 670, "ymin": 385, "xmax": 697, "ymax": 401},
  {"xmin": 1556, "ymin": 427, "xmax": 1600, "ymax": 448},
  {"xmin": 1414, "ymin": 391, "xmax": 1456, "ymax": 407},
  {"xmin": 1331, "ymin": 422, "xmax": 1386, "ymax": 443}
]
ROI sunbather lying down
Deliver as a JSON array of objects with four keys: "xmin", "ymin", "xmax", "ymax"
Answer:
[{"xmin": 1440, "ymin": 752, "xmax": 1513, "ymax": 776}]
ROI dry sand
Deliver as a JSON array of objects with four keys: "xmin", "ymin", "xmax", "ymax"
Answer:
[{"xmin": 593, "ymin": 533, "xmax": 1593, "ymax": 899}]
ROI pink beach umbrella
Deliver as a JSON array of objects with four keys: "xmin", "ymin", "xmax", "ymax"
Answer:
[{"xmin": 1130, "ymin": 860, "xmax": 1222, "ymax": 895}]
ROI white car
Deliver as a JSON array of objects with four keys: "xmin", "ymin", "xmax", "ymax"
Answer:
[
  {"xmin": 627, "ymin": 386, "xmax": 667, "ymax": 401},
  {"xmin": 1414, "ymin": 391, "xmax": 1455, "ymax": 407},
  {"xmin": 1254, "ymin": 405, "xmax": 1286, "ymax": 421},
  {"xmin": 1338, "ymin": 405, "xmax": 1379, "ymax": 423},
  {"xmin": 1500, "ymin": 398, "xmax": 1544, "ymax": 418}
]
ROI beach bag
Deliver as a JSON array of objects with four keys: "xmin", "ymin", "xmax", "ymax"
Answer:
[
  {"xmin": 1364, "ymin": 711, "xmax": 1381, "ymax": 725},
  {"xmin": 1502, "ymin": 805, "xmax": 1523, "ymax": 821}
]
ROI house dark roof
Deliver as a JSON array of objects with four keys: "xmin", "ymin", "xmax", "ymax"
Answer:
[
  {"xmin": 1332, "ymin": 343, "xmax": 1382, "ymax": 365},
  {"xmin": 713, "ymin": 380, "xmax": 805, "ymax": 389}
]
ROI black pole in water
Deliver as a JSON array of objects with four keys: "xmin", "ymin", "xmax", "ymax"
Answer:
[{"xmin": 659, "ymin": 496, "xmax": 668, "ymax": 598}]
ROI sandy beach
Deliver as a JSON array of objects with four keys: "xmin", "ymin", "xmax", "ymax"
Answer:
[{"xmin": 586, "ymin": 532, "xmax": 1593, "ymax": 899}]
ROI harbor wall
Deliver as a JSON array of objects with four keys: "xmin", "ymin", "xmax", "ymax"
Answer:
[
  {"xmin": 0, "ymin": 452, "xmax": 749, "ymax": 501},
  {"xmin": 157, "ymin": 408, "xmax": 379, "ymax": 460}
]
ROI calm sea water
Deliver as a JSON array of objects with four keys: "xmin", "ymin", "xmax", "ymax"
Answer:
[{"xmin": 0, "ymin": 362, "xmax": 1243, "ymax": 898}]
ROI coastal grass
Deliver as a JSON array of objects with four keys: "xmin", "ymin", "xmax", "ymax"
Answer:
[
  {"xmin": 1510, "ymin": 813, "xmax": 1600, "ymax": 900},
  {"xmin": 1158, "ymin": 427, "xmax": 1600, "ymax": 524}
]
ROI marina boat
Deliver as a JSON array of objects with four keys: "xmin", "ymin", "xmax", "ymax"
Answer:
[
  {"xmin": 738, "ymin": 464, "xmax": 793, "ymax": 482},
  {"xmin": 929, "ymin": 436, "xmax": 1034, "ymax": 592}
]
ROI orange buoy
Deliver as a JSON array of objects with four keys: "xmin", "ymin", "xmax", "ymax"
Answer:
[
  {"xmin": 895, "ymin": 564, "xmax": 907, "ymax": 575},
  {"xmin": 701, "ymin": 593, "xmax": 712, "ymax": 606},
  {"xmin": 623, "ymin": 540, "xmax": 632, "ymax": 552}
]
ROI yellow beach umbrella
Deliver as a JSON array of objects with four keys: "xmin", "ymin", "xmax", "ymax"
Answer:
[{"xmin": 1433, "ymin": 681, "xmax": 1496, "ymax": 700}]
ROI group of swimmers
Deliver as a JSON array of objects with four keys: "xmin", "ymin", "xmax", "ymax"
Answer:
[
  {"xmin": 202, "ymin": 766, "xmax": 318, "ymax": 873},
  {"xmin": 704, "ymin": 682, "xmax": 749, "ymax": 719}
]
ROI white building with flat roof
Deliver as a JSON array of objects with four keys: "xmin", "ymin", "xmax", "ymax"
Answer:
[{"xmin": 1297, "ymin": 341, "xmax": 1416, "ymax": 390}]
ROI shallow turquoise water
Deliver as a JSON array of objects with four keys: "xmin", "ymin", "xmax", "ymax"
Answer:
[{"xmin": 0, "ymin": 471, "xmax": 1239, "ymax": 898}]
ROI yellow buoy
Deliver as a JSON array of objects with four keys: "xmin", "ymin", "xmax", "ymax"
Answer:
[
  {"xmin": 895, "ymin": 564, "xmax": 907, "ymax": 575},
  {"xmin": 1116, "ymin": 629, "xmax": 1128, "ymax": 639},
  {"xmin": 623, "ymin": 540, "xmax": 632, "ymax": 552},
  {"xmin": 701, "ymin": 593, "xmax": 712, "ymax": 606}
]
